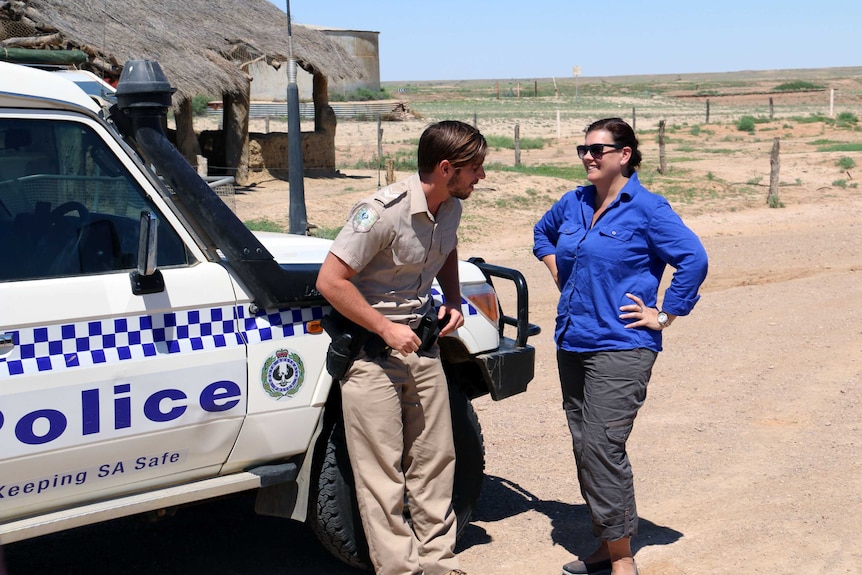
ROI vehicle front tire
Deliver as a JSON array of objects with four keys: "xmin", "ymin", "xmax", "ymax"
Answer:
[{"xmin": 308, "ymin": 383, "xmax": 485, "ymax": 570}]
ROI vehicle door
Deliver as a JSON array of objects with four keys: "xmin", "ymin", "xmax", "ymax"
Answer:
[{"xmin": 0, "ymin": 110, "xmax": 247, "ymax": 522}]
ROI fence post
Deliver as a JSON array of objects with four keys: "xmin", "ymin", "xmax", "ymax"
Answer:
[
  {"xmin": 514, "ymin": 123, "xmax": 521, "ymax": 167},
  {"xmin": 658, "ymin": 120, "xmax": 667, "ymax": 175},
  {"xmin": 376, "ymin": 114, "xmax": 384, "ymax": 189},
  {"xmin": 632, "ymin": 107, "xmax": 636, "ymax": 132},
  {"xmin": 768, "ymin": 138, "xmax": 781, "ymax": 206},
  {"xmin": 377, "ymin": 115, "xmax": 383, "ymax": 160},
  {"xmin": 473, "ymin": 112, "xmax": 478, "ymax": 128},
  {"xmin": 769, "ymin": 97, "xmax": 774, "ymax": 120},
  {"xmin": 706, "ymin": 99, "xmax": 710, "ymax": 124},
  {"xmin": 557, "ymin": 110, "xmax": 561, "ymax": 140},
  {"xmin": 386, "ymin": 158, "xmax": 395, "ymax": 186}
]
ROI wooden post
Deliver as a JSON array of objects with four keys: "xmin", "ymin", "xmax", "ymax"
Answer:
[
  {"xmin": 473, "ymin": 112, "xmax": 478, "ymax": 128},
  {"xmin": 196, "ymin": 155, "xmax": 208, "ymax": 178},
  {"xmin": 534, "ymin": 80, "xmax": 538, "ymax": 97},
  {"xmin": 706, "ymin": 99, "xmax": 710, "ymax": 124},
  {"xmin": 632, "ymin": 107, "xmax": 636, "ymax": 132},
  {"xmin": 769, "ymin": 97, "xmax": 774, "ymax": 121},
  {"xmin": 312, "ymin": 72, "xmax": 330, "ymax": 133},
  {"xmin": 556, "ymin": 110, "xmax": 561, "ymax": 140},
  {"xmin": 658, "ymin": 120, "xmax": 667, "ymax": 175},
  {"xmin": 224, "ymin": 83, "xmax": 250, "ymax": 186},
  {"xmin": 386, "ymin": 158, "xmax": 395, "ymax": 186},
  {"xmin": 175, "ymin": 97, "xmax": 201, "ymax": 168},
  {"xmin": 514, "ymin": 123, "xmax": 521, "ymax": 167},
  {"xmin": 496, "ymin": 82, "xmax": 500, "ymax": 99},
  {"xmin": 768, "ymin": 138, "xmax": 781, "ymax": 206},
  {"xmin": 830, "ymin": 88, "xmax": 835, "ymax": 117},
  {"xmin": 377, "ymin": 115, "xmax": 383, "ymax": 161},
  {"xmin": 516, "ymin": 82, "xmax": 521, "ymax": 98}
]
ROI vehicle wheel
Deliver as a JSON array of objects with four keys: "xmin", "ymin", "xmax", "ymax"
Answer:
[{"xmin": 308, "ymin": 383, "xmax": 485, "ymax": 570}]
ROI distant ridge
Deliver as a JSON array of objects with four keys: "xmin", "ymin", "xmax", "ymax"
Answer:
[{"xmin": 383, "ymin": 66, "xmax": 862, "ymax": 86}]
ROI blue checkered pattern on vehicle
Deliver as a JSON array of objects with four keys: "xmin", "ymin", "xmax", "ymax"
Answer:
[
  {"xmin": 0, "ymin": 290, "xmax": 479, "ymax": 379},
  {"xmin": 0, "ymin": 304, "xmax": 326, "ymax": 378}
]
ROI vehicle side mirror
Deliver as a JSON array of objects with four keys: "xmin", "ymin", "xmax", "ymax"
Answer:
[{"xmin": 130, "ymin": 210, "xmax": 165, "ymax": 295}]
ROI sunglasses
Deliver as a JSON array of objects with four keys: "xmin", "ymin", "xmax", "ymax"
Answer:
[{"xmin": 577, "ymin": 143, "xmax": 625, "ymax": 160}]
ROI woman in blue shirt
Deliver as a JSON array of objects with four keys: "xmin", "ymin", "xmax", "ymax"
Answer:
[{"xmin": 533, "ymin": 118, "xmax": 708, "ymax": 575}]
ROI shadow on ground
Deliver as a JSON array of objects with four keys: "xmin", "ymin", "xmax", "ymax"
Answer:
[
  {"xmin": 4, "ymin": 475, "xmax": 681, "ymax": 574},
  {"xmin": 459, "ymin": 475, "xmax": 683, "ymax": 559}
]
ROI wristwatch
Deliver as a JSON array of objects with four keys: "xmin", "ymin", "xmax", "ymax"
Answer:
[{"xmin": 657, "ymin": 311, "xmax": 671, "ymax": 329}]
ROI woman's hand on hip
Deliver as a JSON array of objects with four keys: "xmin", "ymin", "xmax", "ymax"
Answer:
[{"xmin": 620, "ymin": 292, "xmax": 662, "ymax": 330}]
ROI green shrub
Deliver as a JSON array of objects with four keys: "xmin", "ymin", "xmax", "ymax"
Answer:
[
  {"xmin": 837, "ymin": 156, "xmax": 856, "ymax": 170},
  {"xmin": 484, "ymin": 162, "xmax": 586, "ymax": 180},
  {"xmin": 816, "ymin": 142, "xmax": 862, "ymax": 153},
  {"xmin": 330, "ymin": 87, "xmax": 393, "ymax": 102},
  {"xmin": 244, "ymin": 218, "xmax": 283, "ymax": 232},
  {"xmin": 836, "ymin": 112, "xmax": 858, "ymax": 127},
  {"xmin": 774, "ymin": 80, "xmax": 823, "ymax": 91},
  {"xmin": 485, "ymin": 135, "xmax": 547, "ymax": 150},
  {"xmin": 191, "ymin": 95, "xmax": 212, "ymax": 116},
  {"xmin": 790, "ymin": 113, "xmax": 829, "ymax": 124},
  {"xmin": 736, "ymin": 116, "xmax": 756, "ymax": 133},
  {"xmin": 311, "ymin": 226, "xmax": 342, "ymax": 239}
]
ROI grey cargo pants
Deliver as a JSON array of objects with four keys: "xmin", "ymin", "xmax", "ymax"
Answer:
[{"xmin": 557, "ymin": 348, "xmax": 657, "ymax": 541}]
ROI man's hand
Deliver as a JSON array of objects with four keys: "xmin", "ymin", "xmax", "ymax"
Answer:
[
  {"xmin": 438, "ymin": 305, "xmax": 464, "ymax": 337},
  {"xmin": 381, "ymin": 321, "xmax": 422, "ymax": 356}
]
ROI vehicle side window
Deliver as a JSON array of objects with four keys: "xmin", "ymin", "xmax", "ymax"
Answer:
[{"xmin": 0, "ymin": 119, "xmax": 189, "ymax": 282}]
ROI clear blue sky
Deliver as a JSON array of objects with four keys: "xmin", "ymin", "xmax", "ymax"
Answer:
[{"xmin": 268, "ymin": 0, "xmax": 861, "ymax": 82}]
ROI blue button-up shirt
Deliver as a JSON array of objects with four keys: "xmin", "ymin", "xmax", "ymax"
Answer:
[{"xmin": 533, "ymin": 172, "xmax": 708, "ymax": 353}]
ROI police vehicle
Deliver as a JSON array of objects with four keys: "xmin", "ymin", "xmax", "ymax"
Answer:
[{"xmin": 0, "ymin": 60, "xmax": 538, "ymax": 568}]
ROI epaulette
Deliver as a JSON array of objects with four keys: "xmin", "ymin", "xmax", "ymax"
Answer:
[{"xmin": 372, "ymin": 182, "xmax": 409, "ymax": 208}]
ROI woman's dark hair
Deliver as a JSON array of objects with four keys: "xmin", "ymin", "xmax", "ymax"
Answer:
[
  {"xmin": 417, "ymin": 120, "xmax": 487, "ymax": 175},
  {"xmin": 586, "ymin": 117, "xmax": 642, "ymax": 175}
]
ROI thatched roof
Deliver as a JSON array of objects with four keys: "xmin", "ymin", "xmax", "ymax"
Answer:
[{"xmin": 0, "ymin": 0, "xmax": 363, "ymax": 101}]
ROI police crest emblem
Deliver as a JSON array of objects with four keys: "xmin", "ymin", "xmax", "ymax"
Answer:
[{"xmin": 261, "ymin": 349, "xmax": 305, "ymax": 399}]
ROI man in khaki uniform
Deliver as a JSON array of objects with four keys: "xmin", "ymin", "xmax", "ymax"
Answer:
[{"xmin": 316, "ymin": 120, "xmax": 487, "ymax": 575}]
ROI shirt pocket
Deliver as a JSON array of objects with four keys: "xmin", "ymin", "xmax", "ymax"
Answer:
[
  {"xmin": 392, "ymin": 237, "xmax": 427, "ymax": 265},
  {"xmin": 593, "ymin": 226, "xmax": 635, "ymax": 262}
]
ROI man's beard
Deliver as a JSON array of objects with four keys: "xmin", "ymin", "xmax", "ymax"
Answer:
[{"xmin": 447, "ymin": 176, "xmax": 473, "ymax": 200}]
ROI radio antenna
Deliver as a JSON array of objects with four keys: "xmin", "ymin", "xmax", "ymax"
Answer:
[{"xmin": 285, "ymin": 0, "xmax": 307, "ymax": 235}]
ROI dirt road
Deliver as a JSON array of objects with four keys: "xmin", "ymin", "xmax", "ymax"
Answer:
[
  {"xmin": 224, "ymin": 161, "xmax": 862, "ymax": 574},
  {"xmin": 456, "ymin": 192, "xmax": 862, "ymax": 575}
]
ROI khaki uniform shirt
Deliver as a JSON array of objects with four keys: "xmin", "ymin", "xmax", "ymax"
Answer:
[{"xmin": 330, "ymin": 173, "xmax": 461, "ymax": 323}]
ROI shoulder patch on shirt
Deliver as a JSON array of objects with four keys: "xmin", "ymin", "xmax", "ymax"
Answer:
[{"xmin": 351, "ymin": 204, "xmax": 380, "ymax": 232}]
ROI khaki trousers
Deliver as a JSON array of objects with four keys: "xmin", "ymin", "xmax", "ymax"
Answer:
[{"xmin": 341, "ymin": 347, "xmax": 460, "ymax": 575}]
